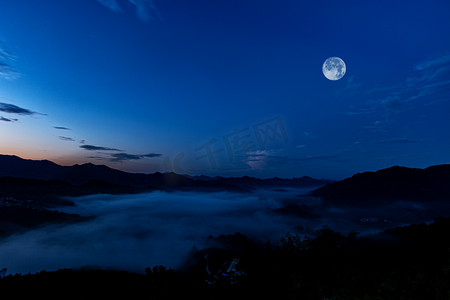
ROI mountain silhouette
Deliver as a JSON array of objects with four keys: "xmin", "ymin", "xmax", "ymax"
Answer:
[
  {"xmin": 311, "ymin": 164, "xmax": 450, "ymax": 206},
  {"xmin": 0, "ymin": 154, "xmax": 329, "ymax": 191},
  {"xmin": 0, "ymin": 154, "xmax": 332, "ymax": 235},
  {"xmin": 4, "ymin": 154, "xmax": 450, "ymax": 207},
  {"xmin": 0, "ymin": 155, "xmax": 62, "ymax": 180}
]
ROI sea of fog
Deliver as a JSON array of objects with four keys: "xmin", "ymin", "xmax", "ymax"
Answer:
[
  {"xmin": 0, "ymin": 188, "xmax": 308, "ymax": 274},
  {"xmin": 1, "ymin": 187, "xmax": 447, "ymax": 275}
]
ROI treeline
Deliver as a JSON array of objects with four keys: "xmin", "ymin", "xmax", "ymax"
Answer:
[{"xmin": 1, "ymin": 218, "xmax": 449, "ymax": 299}]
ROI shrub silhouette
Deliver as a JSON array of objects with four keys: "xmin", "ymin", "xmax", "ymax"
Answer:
[{"xmin": 1, "ymin": 218, "xmax": 449, "ymax": 299}]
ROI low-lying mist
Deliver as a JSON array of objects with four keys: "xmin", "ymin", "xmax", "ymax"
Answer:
[
  {"xmin": 1, "ymin": 187, "xmax": 447, "ymax": 275},
  {"xmin": 0, "ymin": 189, "xmax": 306, "ymax": 274}
]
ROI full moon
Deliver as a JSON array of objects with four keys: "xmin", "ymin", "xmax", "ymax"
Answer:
[{"xmin": 322, "ymin": 57, "xmax": 346, "ymax": 81}]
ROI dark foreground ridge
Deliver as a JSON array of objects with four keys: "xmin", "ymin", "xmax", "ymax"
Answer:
[
  {"xmin": 311, "ymin": 164, "xmax": 450, "ymax": 206},
  {"xmin": 1, "ymin": 218, "xmax": 449, "ymax": 300}
]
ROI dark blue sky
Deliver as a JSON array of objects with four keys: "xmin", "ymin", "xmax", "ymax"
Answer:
[{"xmin": 1, "ymin": 0, "xmax": 449, "ymax": 179}]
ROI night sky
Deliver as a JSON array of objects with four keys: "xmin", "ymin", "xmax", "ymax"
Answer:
[{"xmin": 1, "ymin": 0, "xmax": 450, "ymax": 179}]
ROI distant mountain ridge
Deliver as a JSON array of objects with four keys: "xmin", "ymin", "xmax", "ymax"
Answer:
[
  {"xmin": 0, "ymin": 154, "xmax": 330, "ymax": 237},
  {"xmin": 0, "ymin": 155, "xmax": 62, "ymax": 180},
  {"xmin": 4, "ymin": 155, "xmax": 450, "ymax": 207},
  {"xmin": 0, "ymin": 154, "xmax": 330, "ymax": 190},
  {"xmin": 311, "ymin": 164, "xmax": 450, "ymax": 206}
]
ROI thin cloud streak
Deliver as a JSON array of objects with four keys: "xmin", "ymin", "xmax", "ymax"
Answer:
[
  {"xmin": 0, "ymin": 40, "xmax": 18, "ymax": 79},
  {"xmin": 349, "ymin": 54, "xmax": 450, "ymax": 132},
  {"xmin": 0, "ymin": 102, "xmax": 38, "ymax": 116},
  {"xmin": 0, "ymin": 116, "xmax": 18, "ymax": 122},
  {"xmin": 379, "ymin": 54, "xmax": 450, "ymax": 108},
  {"xmin": 80, "ymin": 145, "xmax": 122, "ymax": 152},
  {"xmin": 110, "ymin": 152, "xmax": 162, "ymax": 162},
  {"xmin": 415, "ymin": 54, "xmax": 450, "ymax": 71},
  {"xmin": 54, "ymin": 126, "xmax": 71, "ymax": 130},
  {"xmin": 96, "ymin": 0, "xmax": 122, "ymax": 13},
  {"xmin": 96, "ymin": 0, "xmax": 161, "ymax": 22},
  {"xmin": 59, "ymin": 136, "xmax": 75, "ymax": 142}
]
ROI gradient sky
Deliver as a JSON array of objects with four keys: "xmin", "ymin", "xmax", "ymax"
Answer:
[{"xmin": 1, "ymin": 0, "xmax": 450, "ymax": 179}]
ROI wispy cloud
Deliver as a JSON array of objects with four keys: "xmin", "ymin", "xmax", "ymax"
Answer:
[
  {"xmin": 0, "ymin": 102, "xmax": 40, "ymax": 116},
  {"xmin": 79, "ymin": 145, "xmax": 162, "ymax": 162},
  {"xmin": 59, "ymin": 136, "xmax": 75, "ymax": 142},
  {"xmin": 337, "ymin": 75, "xmax": 362, "ymax": 96},
  {"xmin": 402, "ymin": 54, "xmax": 450, "ymax": 104},
  {"xmin": 131, "ymin": 0, "xmax": 161, "ymax": 22},
  {"xmin": 96, "ymin": 0, "xmax": 161, "ymax": 22},
  {"xmin": 96, "ymin": 0, "xmax": 122, "ymax": 13},
  {"xmin": 375, "ymin": 54, "xmax": 450, "ymax": 109},
  {"xmin": 80, "ymin": 144, "xmax": 122, "ymax": 151},
  {"xmin": 345, "ymin": 76, "xmax": 362, "ymax": 90},
  {"xmin": 243, "ymin": 149, "xmax": 299, "ymax": 170},
  {"xmin": 87, "ymin": 155, "xmax": 107, "ymax": 161},
  {"xmin": 348, "ymin": 54, "xmax": 450, "ymax": 131},
  {"xmin": 415, "ymin": 54, "xmax": 450, "ymax": 72},
  {"xmin": 378, "ymin": 95, "xmax": 405, "ymax": 110},
  {"xmin": 0, "ymin": 116, "xmax": 18, "ymax": 122},
  {"xmin": 110, "ymin": 152, "xmax": 162, "ymax": 162},
  {"xmin": 245, "ymin": 150, "xmax": 270, "ymax": 170},
  {"xmin": 54, "ymin": 126, "xmax": 71, "ymax": 130},
  {"xmin": 239, "ymin": 148, "xmax": 349, "ymax": 172},
  {"xmin": 0, "ymin": 40, "xmax": 18, "ymax": 80}
]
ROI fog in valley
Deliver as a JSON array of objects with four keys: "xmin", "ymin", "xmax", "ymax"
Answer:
[{"xmin": 0, "ymin": 187, "xmax": 447, "ymax": 275}]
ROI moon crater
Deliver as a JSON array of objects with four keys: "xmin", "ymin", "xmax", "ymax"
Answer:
[{"xmin": 323, "ymin": 57, "xmax": 346, "ymax": 81}]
